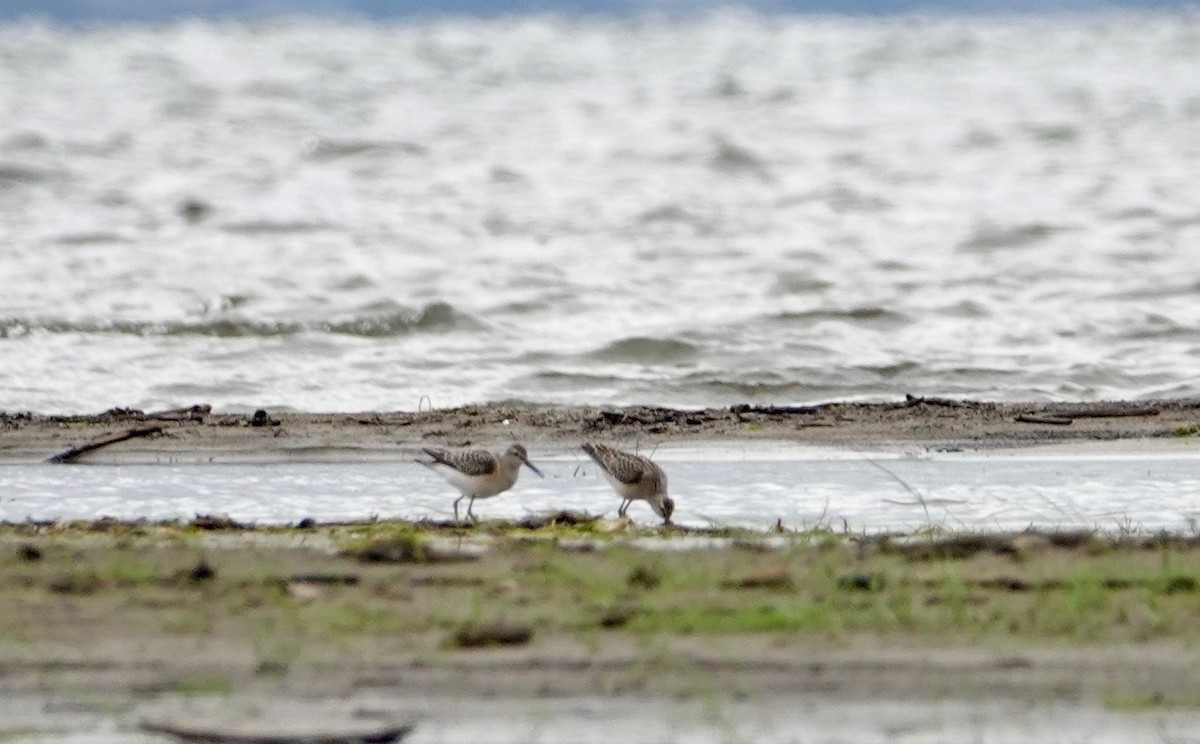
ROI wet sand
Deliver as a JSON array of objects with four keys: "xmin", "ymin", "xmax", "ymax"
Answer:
[
  {"xmin": 3, "ymin": 519, "xmax": 1200, "ymax": 739},
  {"xmin": 2, "ymin": 397, "xmax": 1199, "ymax": 463}
]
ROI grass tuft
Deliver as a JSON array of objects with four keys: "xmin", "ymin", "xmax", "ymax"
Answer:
[{"xmin": 627, "ymin": 565, "xmax": 663, "ymax": 590}]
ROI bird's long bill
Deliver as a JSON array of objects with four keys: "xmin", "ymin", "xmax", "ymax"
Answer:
[{"xmin": 522, "ymin": 459, "xmax": 545, "ymax": 478}]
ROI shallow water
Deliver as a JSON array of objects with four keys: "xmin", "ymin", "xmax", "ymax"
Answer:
[
  {"xmin": 2, "ymin": 13, "xmax": 1200, "ymax": 413},
  {"xmin": 3, "ymin": 451, "xmax": 1199, "ymax": 532}
]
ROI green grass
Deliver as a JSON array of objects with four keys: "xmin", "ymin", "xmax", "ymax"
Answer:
[
  {"xmin": 6, "ymin": 522, "xmax": 1200, "ymax": 656},
  {"xmin": 174, "ymin": 675, "xmax": 234, "ymax": 695}
]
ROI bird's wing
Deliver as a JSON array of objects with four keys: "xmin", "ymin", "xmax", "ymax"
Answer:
[
  {"xmin": 582, "ymin": 442, "xmax": 645, "ymax": 485},
  {"xmin": 422, "ymin": 448, "xmax": 497, "ymax": 476}
]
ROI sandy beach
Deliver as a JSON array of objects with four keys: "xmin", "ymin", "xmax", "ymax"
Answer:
[{"xmin": 3, "ymin": 397, "xmax": 1199, "ymax": 464}]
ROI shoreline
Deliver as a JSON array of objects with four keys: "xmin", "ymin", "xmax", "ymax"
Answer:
[{"xmin": 3, "ymin": 397, "xmax": 1200, "ymax": 464}]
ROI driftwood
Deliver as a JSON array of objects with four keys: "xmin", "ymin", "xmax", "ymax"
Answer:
[
  {"xmin": 729, "ymin": 403, "xmax": 827, "ymax": 416},
  {"xmin": 288, "ymin": 572, "xmax": 360, "ymax": 585},
  {"xmin": 1014, "ymin": 414, "xmax": 1074, "ymax": 426},
  {"xmin": 46, "ymin": 426, "xmax": 164, "ymax": 463},
  {"xmin": 450, "ymin": 620, "xmax": 533, "ymax": 648},
  {"xmin": 139, "ymin": 718, "xmax": 414, "ymax": 744},
  {"xmin": 1046, "ymin": 405, "xmax": 1161, "ymax": 419},
  {"xmin": 99, "ymin": 404, "xmax": 210, "ymax": 422}
]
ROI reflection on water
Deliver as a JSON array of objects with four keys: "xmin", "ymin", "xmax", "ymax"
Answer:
[{"xmin": 3, "ymin": 452, "xmax": 1199, "ymax": 532}]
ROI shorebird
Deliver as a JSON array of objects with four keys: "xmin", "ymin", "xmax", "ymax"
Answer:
[
  {"xmin": 419, "ymin": 444, "xmax": 544, "ymax": 521},
  {"xmin": 581, "ymin": 442, "xmax": 674, "ymax": 524}
]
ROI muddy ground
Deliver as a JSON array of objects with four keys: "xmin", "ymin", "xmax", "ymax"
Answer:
[
  {"xmin": 2, "ymin": 397, "xmax": 1199, "ymax": 463},
  {"xmin": 3, "ymin": 520, "xmax": 1200, "ymax": 710}
]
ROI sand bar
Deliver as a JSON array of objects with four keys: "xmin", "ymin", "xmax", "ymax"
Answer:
[{"xmin": 3, "ymin": 398, "xmax": 1200, "ymax": 464}]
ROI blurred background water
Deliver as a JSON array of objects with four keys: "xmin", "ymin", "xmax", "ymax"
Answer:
[{"xmin": 2, "ymin": 11, "xmax": 1199, "ymax": 414}]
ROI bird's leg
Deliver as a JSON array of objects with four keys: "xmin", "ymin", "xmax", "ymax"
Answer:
[
  {"xmin": 467, "ymin": 495, "xmax": 477, "ymax": 522},
  {"xmin": 618, "ymin": 499, "xmax": 629, "ymax": 517},
  {"xmin": 453, "ymin": 495, "xmax": 464, "ymax": 522}
]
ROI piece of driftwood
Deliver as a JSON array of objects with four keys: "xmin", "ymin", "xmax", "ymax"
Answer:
[
  {"xmin": 450, "ymin": 620, "xmax": 533, "ymax": 648},
  {"xmin": 1014, "ymin": 414, "xmax": 1074, "ymax": 426},
  {"xmin": 1046, "ymin": 405, "xmax": 1161, "ymax": 419},
  {"xmin": 139, "ymin": 718, "xmax": 414, "ymax": 744},
  {"xmin": 98, "ymin": 404, "xmax": 210, "ymax": 422},
  {"xmin": 729, "ymin": 403, "xmax": 826, "ymax": 416},
  {"xmin": 149, "ymin": 404, "xmax": 211, "ymax": 421},
  {"xmin": 289, "ymin": 572, "xmax": 361, "ymax": 585},
  {"xmin": 46, "ymin": 426, "xmax": 164, "ymax": 463}
]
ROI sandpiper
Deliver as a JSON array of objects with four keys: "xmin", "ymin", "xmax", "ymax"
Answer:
[
  {"xmin": 419, "ymin": 443, "xmax": 544, "ymax": 521},
  {"xmin": 581, "ymin": 442, "xmax": 674, "ymax": 524}
]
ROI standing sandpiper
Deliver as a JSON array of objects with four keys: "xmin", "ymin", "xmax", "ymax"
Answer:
[
  {"xmin": 419, "ymin": 443, "xmax": 544, "ymax": 521},
  {"xmin": 581, "ymin": 442, "xmax": 674, "ymax": 525}
]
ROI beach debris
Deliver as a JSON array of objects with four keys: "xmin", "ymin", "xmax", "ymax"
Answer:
[
  {"xmin": 46, "ymin": 425, "xmax": 165, "ymax": 463},
  {"xmin": 1014, "ymin": 413, "xmax": 1074, "ymax": 426},
  {"xmin": 902, "ymin": 394, "xmax": 981, "ymax": 409},
  {"xmin": 97, "ymin": 404, "xmax": 210, "ymax": 422},
  {"xmin": 140, "ymin": 716, "xmax": 414, "ymax": 744},
  {"xmin": 730, "ymin": 403, "xmax": 826, "ymax": 416},
  {"xmin": 1015, "ymin": 403, "xmax": 1161, "ymax": 427},
  {"xmin": 449, "ymin": 619, "xmax": 533, "ymax": 648},
  {"xmin": 288, "ymin": 572, "xmax": 360, "ymax": 586},
  {"xmin": 190, "ymin": 514, "xmax": 246, "ymax": 530},
  {"xmin": 249, "ymin": 409, "xmax": 279, "ymax": 427},
  {"xmin": 1047, "ymin": 404, "xmax": 1161, "ymax": 419},
  {"xmin": 187, "ymin": 560, "xmax": 216, "ymax": 582},
  {"xmin": 583, "ymin": 405, "xmax": 712, "ymax": 430},
  {"xmin": 516, "ymin": 510, "xmax": 601, "ymax": 529},
  {"xmin": 150, "ymin": 404, "xmax": 211, "ymax": 421}
]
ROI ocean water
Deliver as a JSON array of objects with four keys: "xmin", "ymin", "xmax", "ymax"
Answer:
[{"xmin": 2, "ymin": 12, "xmax": 1199, "ymax": 414}]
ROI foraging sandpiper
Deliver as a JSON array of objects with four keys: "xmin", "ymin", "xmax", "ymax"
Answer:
[
  {"xmin": 419, "ymin": 443, "xmax": 544, "ymax": 521},
  {"xmin": 581, "ymin": 442, "xmax": 674, "ymax": 524}
]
